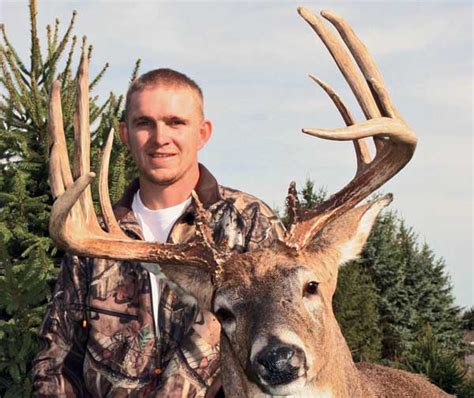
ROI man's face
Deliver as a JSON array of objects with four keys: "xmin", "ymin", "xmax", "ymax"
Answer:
[{"xmin": 120, "ymin": 84, "xmax": 211, "ymax": 187}]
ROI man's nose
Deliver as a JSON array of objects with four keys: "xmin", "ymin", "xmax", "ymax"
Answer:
[{"xmin": 151, "ymin": 121, "xmax": 171, "ymax": 145}]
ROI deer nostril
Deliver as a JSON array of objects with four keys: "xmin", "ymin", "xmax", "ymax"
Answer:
[
  {"xmin": 258, "ymin": 346, "xmax": 295, "ymax": 372},
  {"xmin": 273, "ymin": 347, "xmax": 294, "ymax": 369},
  {"xmin": 255, "ymin": 345, "xmax": 302, "ymax": 386}
]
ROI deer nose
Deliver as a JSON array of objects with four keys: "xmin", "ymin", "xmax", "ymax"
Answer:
[
  {"xmin": 258, "ymin": 346, "xmax": 294, "ymax": 371},
  {"xmin": 255, "ymin": 345, "xmax": 305, "ymax": 385}
]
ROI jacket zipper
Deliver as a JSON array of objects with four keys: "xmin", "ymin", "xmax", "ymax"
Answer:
[{"xmin": 87, "ymin": 305, "xmax": 139, "ymax": 321}]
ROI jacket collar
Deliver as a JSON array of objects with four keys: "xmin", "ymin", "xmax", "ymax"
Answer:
[{"xmin": 112, "ymin": 163, "xmax": 221, "ymax": 222}]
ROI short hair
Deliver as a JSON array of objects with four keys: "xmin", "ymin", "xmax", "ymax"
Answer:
[{"xmin": 124, "ymin": 68, "xmax": 204, "ymax": 122}]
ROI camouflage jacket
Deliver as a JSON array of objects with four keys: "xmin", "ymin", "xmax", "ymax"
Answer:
[{"xmin": 32, "ymin": 164, "xmax": 284, "ymax": 398}]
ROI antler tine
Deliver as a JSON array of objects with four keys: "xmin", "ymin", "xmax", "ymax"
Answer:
[
  {"xmin": 298, "ymin": 7, "xmax": 388, "ymax": 155},
  {"xmin": 73, "ymin": 53, "xmax": 101, "ymax": 231},
  {"xmin": 285, "ymin": 181, "xmax": 302, "ymax": 231},
  {"xmin": 49, "ymin": 80, "xmax": 73, "ymax": 198},
  {"xmin": 49, "ymin": 79, "xmax": 85, "ymax": 228},
  {"xmin": 191, "ymin": 191, "xmax": 229, "ymax": 264},
  {"xmin": 321, "ymin": 10, "xmax": 401, "ymax": 120},
  {"xmin": 303, "ymin": 117, "xmax": 414, "ymax": 144},
  {"xmin": 297, "ymin": 7, "xmax": 380, "ymax": 120},
  {"xmin": 98, "ymin": 128, "xmax": 128, "ymax": 237},
  {"xmin": 286, "ymin": 8, "xmax": 417, "ymax": 249},
  {"xmin": 48, "ymin": 56, "xmax": 218, "ymax": 272},
  {"xmin": 191, "ymin": 190, "xmax": 215, "ymax": 246},
  {"xmin": 308, "ymin": 74, "xmax": 371, "ymax": 174}
]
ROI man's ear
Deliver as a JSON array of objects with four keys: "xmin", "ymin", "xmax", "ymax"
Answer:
[
  {"xmin": 118, "ymin": 121, "xmax": 130, "ymax": 148},
  {"xmin": 309, "ymin": 194, "xmax": 393, "ymax": 265},
  {"xmin": 198, "ymin": 119, "xmax": 212, "ymax": 150}
]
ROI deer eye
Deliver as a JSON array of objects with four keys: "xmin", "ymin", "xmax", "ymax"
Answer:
[
  {"xmin": 304, "ymin": 281, "xmax": 319, "ymax": 295},
  {"xmin": 215, "ymin": 308, "xmax": 235, "ymax": 323}
]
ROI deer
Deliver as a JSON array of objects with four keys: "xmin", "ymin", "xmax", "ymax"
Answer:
[{"xmin": 47, "ymin": 6, "xmax": 451, "ymax": 398}]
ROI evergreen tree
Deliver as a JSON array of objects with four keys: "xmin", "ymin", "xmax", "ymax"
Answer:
[
  {"xmin": 404, "ymin": 324, "xmax": 465, "ymax": 394},
  {"xmin": 360, "ymin": 212, "xmax": 415, "ymax": 360},
  {"xmin": 409, "ymin": 243, "xmax": 463, "ymax": 353},
  {"xmin": 299, "ymin": 179, "xmax": 326, "ymax": 210},
  {"xmin": 359, "ymin": 214, "xmax": 463, "ymax": 361},
  {"xmin": 462, "ymin": 307, "xmax": 474, "ymax": 330},
  {"xmin": 333, "ymin": 261, "xmax": 382, "ymax": 362},
  {"xmin": 0, "ymin": 1, "xmax": 138, "ymax": 395}
]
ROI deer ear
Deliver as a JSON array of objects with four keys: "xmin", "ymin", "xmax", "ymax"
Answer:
[
  {"xmin": 309, "ymin": 194, "xmax": 392, "ymax": 265},
  {"xmin": 141, "ymin": 263, "xmax": 214, "ymax": 311}
]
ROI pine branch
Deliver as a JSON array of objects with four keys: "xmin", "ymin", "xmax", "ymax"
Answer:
[
  {"xmin": 130, "ymin": 58, "xmax": 141, "ymax": 83},
  {"xmin": 0, "ymin": 25, "xmax": 29, "ymax": 76},
  {"xmin": 29, "ymin": 0, "xmax": 42, "ymax": 78},
  {"xmin": 92, "ymin": 94, "xmax": 112, "ymax": 125},
  {"xmin": 80, "ymin": 35, "xmax": 87, "ymax": 58},
  {"xmin": 89, "ymin": 62, "xmax": 109, "ymax": 91},
  {"xmin": 39, "ymin": 11, "xmax": 77, "ymax": 86},
  {"xmin": 0, "ymin": 50, "xmax": 22, "ymax": 113},
  {"xmin": 52, "ymin": 18, "xmax": 60, "ymax": 50},
  {"xmin": 30, "ymin": 72, "xmax": 43, "ymax": 133},
  {"xmin": 115, "ymin": 94, "xmax": 124, "ymax": 117},
  {"xmin": 60, "ymin": 35, "xmax": 77, "ymax": 89},
  {"xmin": 46, "ymin": 25, "xmax": 52, "ymax": 59}
]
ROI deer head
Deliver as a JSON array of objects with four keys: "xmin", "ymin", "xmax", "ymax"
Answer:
[{"xmin": 48, "ymin": 7, "xmax": 416, "ymax": 397}]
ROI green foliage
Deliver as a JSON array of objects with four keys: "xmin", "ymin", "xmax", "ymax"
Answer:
[
  {"xmin": 333, "ymin": 261, "xmax": 382, "ymax": 362},
  {"xmin": 299, "ymin": 179, "xmax": 326, "ymax": 210},
  {"xmin": 403, "ymin": 325, "xmax": 465, "ymax": 394},
  {"xmin": 457, "ymin": 376, "xmax": 474, "ymax": 398},
  {"xmin": 359, "ymin": 214, "xmax": 463, "ymax": 360},
  {"xmin": 0, "ymin": 1, "xmax": 138, "ymax": 395},
  {"xmin": 462, "ymin": 307, "xmax": 474, "ymax": 330},
  {"xmin": 277, "ymin": 178, "xmax": 327, "ymax": 228},
  {"xmin": 360, "ymin": 212, "xmax": 416, "ymax": 360}
]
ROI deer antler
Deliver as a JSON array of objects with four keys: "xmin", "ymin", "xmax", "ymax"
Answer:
[
  {"xmin": 285, "ymin": 8, "xmax": 417, "ymax": 249},
  {"xmin": 48, "ymin": 54, "xmax": 220, "ymax": 271}
]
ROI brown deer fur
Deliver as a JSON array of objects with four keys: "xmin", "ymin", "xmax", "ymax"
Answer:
[{"xmin": 163, "ymin": 200, "xmax": 450, "ymax": 397}]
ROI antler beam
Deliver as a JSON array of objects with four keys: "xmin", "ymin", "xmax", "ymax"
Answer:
[{"xmin": 285, "ymin": 8, "xmax": 417, "ymax": 249}]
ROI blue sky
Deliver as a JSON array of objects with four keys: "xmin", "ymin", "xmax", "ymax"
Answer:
[{"xmin": 1, "ymin": 0, "xmax": 472, "ymax": 307}]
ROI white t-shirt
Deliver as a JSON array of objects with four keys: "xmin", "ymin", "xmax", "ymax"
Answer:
[
  {"xmin": 131, "ymin": 190, "xmax": 192, "ymax": 243},
  {"xmin": 132, "ymin": 190, "xmax": 192, "ymax": 335}
]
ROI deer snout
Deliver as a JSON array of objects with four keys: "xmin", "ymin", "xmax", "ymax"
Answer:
[{"xmin": 253, "ymin": 343, "xmax": 306, "ymax": 386}]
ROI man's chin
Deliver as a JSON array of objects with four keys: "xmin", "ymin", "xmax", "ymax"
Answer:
[{"xmin": 143, "ymin": 172, "xmax": 180, "ymax": 186}]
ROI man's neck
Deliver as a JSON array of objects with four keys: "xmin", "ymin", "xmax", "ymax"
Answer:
[{"xmin": 138, "ymin": 167, "xmax": 199, "ymax": 210}]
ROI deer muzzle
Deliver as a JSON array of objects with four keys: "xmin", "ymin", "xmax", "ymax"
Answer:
[{"xmin": 252, "ymin": 342, "xmax": 307, "ymax": 388}]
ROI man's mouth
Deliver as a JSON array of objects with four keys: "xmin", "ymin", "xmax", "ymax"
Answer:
[{"xmin": 149, "ymin": 153, "xmax": 175, "ymax": 158}]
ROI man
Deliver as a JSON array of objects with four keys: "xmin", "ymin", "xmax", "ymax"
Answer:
[{"xmin": 32, "ymin": 69, "xmax": 285, "ymax": 397}]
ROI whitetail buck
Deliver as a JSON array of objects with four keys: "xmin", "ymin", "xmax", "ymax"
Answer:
[{"xmin": 47, "ymin": 7, "xmax": 451, "ymax": 398}]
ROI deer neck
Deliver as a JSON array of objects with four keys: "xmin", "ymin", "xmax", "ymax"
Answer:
[
  {"xmin": 306, "ymin": 321, "xmax": 369, "ymax": 398},
  {"xmin": 220, "ymin": 324, "xmax": 370, "ymax": 398}
]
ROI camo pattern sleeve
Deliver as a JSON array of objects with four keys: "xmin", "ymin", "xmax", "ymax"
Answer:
[
  {"xmin": 218, "ymin": 186, "xmax": 286, "ymax": 251},
  {"xmin": 31, "ymin": 255, "xmax": 90, "ymax": 397}
]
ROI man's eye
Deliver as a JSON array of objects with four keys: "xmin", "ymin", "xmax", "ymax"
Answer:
[
  {"xmin": 168, "ymin": 119, "xmax": 185, "ymax": 126},
  {"xmin": 136, "ymin": 120, "xmax": 152, "ymax": 127}
]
